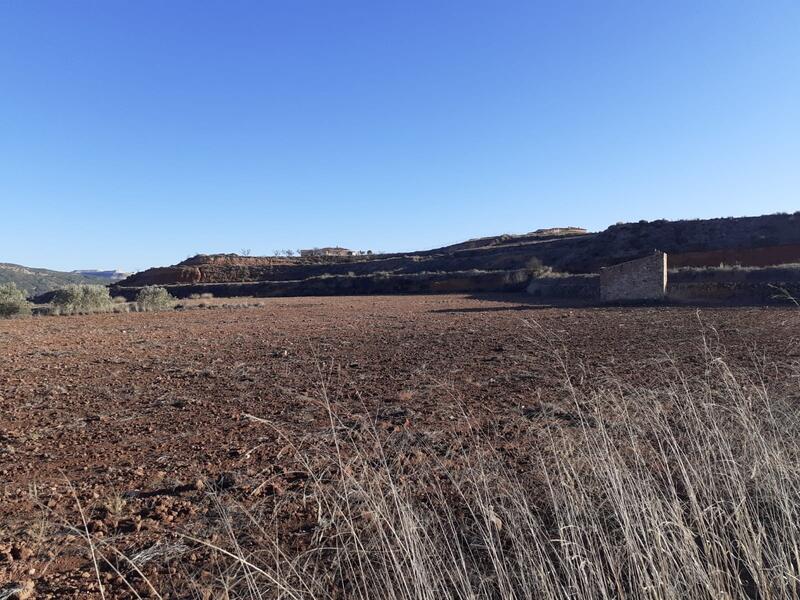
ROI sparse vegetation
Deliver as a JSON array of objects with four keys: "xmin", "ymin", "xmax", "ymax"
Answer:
[
  {"xmin": 769, "ymin": 283, "xmax": 800, "ymax": 306},
  {"xmin": 135, "ymin": 286, "xmax": 175, "ymax": 311},
  {"xmin": 51, "ymin": 284, "xmax": 113, "ymax": 314},
  {"xmin": 273, "ymin": 249, "xmax": 297, "ymax": 257},
  {"xmin": 506, "ymin": 268, "xmax": 530, "ymax": 284},
  {"xmin": 525, "ymin": 256, "xmax": 555, "ymax": 277},
  {"xmin": 175, "ymin": 351, "xmax": 800, "ymax": 599},
  {"xmin": 0, "ymin": 282, "xmax": 31, "ymax": 317},
  {"xmin": 674, "ymin": 262, "xmax": 800, "ymax": 273},
  {"xmin": 0, "ymin": 262, "xmax": 102, "ymax": 297}
]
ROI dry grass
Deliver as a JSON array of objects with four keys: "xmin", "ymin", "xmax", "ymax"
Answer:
[
  {"xmin": 79, "ymin": 334, "xmax": 800, "ymax": 599},
  {"xmin": 188, "ymin": 347, "xmax": 799, "ymax": 598}
]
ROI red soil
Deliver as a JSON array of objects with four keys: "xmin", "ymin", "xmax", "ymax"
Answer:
[{"xmin": 1, "ymin": 295, "xmax": 798, "ymax": 596}]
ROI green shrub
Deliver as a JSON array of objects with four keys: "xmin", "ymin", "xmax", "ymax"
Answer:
[
  {"xmin": 0, "ymin": 282, "xmax": 31, "ymax": 318},
  {"xmin": 51, "ymin": 284, "xmax": 113, "ymax": 314},
  {"xmin": 136, "ymin": 286, "xmax": 175, "ymax": 311}
]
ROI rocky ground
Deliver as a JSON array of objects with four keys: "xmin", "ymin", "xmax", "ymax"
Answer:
[{"xmin": 1, "ymin": 294, "xmax": 798, "ymax": 597}]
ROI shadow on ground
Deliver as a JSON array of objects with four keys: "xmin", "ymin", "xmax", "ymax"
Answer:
[{"xmin": 429, "ymin": 293, "xmax": 595, "ymax": 314}]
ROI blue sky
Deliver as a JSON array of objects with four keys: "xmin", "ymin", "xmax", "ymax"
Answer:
[{"xmin": 1, "ymin": 1, "xmax": 798, "ymax": 272}]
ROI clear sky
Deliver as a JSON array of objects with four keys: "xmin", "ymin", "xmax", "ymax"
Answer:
[{"xmin": 1, "ymin": 1, "xmax": 798, "ymax": 272}]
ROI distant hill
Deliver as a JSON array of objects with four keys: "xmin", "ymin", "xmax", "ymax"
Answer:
[
  {"xmin": 0, "ymin": 263, "xmax": 102, "ymax": 297},
  {"xmin": 116, "ymin": 213, "xmax": 800, "ymax": 292}
]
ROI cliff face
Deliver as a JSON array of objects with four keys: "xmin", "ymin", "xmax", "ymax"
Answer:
[{"xmin": 116, "ymin": 213, "xmax": 800, "ymax": 289}]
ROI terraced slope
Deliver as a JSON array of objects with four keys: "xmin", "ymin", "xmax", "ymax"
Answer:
[{"xmin": 116, "ymin": 213, "xmax": 800, "ymax": 293}]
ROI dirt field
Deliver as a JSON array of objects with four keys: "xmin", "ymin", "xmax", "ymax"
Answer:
[{"xmin": 1, "ymin": 294, "xmax": 799, "ymax": 597}]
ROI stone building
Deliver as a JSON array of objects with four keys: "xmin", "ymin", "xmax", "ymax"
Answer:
[{"xmin": 600, "ymin": 251, "xmax": 668, "ymax": 302}]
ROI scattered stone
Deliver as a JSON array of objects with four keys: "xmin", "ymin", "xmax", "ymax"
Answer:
[
  {"xmin": 10, "ymin": 545, "xmax": 32, "ymax": 561},
  {"xmin": 0, "ymin": 580, "xmax": 34, "ymax": 600}
]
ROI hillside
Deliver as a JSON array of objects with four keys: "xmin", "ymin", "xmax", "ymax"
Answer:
[
  {"xmin": 0, "ymin": 263, "xmax": 100, "ymax": 296},
  {"xmin": 114, "ymin": 213, "xmax": 800, "ymax": 296}
]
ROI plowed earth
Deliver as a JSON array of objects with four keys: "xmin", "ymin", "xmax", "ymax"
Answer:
[{"xmin": 1, "ymin": 294, "xmax": 799, "ymax": 597}]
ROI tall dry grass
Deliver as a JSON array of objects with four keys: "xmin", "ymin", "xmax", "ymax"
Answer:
[
  {"xmin": 182, "ymin": 344, "xmax": 800, "ymax": 600},
  {"xmin": 68, "ymin": 326, "xmax": 800, "ymax": 599}
]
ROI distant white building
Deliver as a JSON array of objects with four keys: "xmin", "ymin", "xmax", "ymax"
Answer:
[{"xmin": 72, "ymin": 269, "xmax": 130, "ymax": 281}]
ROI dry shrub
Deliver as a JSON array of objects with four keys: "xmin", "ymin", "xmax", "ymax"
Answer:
[
  {"xmin": 0, "ymin": 282, "xmax": 31, "ymax": 318},
  {"xmin": 135, "ymin": 286, "xmax": 175, "ymax": 311},
  {"xmin": 51, "ymin": 284, "xmax": 113, "ymax": 314}
]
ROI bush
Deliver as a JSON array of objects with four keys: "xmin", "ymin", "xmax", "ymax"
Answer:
[
  {"xmin": 51, "ymin": 284, "xmax": 112, "ymax": 314},
  {"xmin": 525, "ymin": 256, "xmax": 546, "ymax": 275},
  {"xmin": 0, "ymin": 282, "xmax": 31, "ymax": 318},
  {"xmin": 525, "ymin": 256, "xmax": 554, "ymax": 278},
  {"xmin": 506, "ymin": 269, "xmax": 530, "ymax": 284},
  {"xmin": 136, "ymin": 286, "xmax": 175, "ymax": 311}
]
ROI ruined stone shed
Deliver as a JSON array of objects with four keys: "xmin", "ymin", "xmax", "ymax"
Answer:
[{"xmin": 600, "ymin": 251, "xmax": 668, "ymax": 302}]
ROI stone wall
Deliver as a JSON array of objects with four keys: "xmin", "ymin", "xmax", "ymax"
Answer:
[
  {"xmin": 600, "ymin": 251, "xmax": 667, "ymax": 302},
  {"xmin": 523, "ymin": 263, "xmax": 800, "ymax": 305},
  {"xmin": 667, "ymin": 281, "xmax": 800, "ymax": 304},
  {"xmin": 527, "ymin": 274, "xmax": 599, "ymax": 299},
  {"xmin": 111, "ymin": 269, "xmax": 530, "ymax": 301},
  {"xmin": 667, "ymin": 264, "xmax": 800, "ymax": 304}
]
